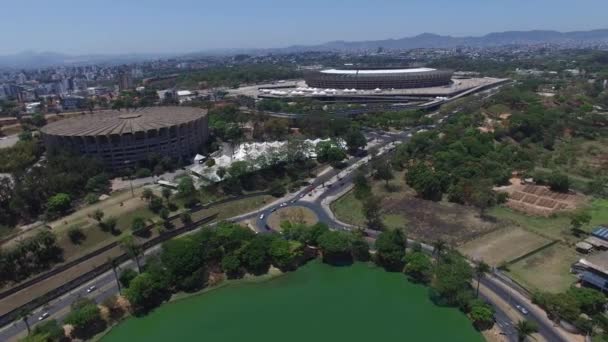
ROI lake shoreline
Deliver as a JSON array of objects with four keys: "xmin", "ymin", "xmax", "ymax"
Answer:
[{"xmin": 101, "ymin": 260, "xmax": 484, "ymax": 342}]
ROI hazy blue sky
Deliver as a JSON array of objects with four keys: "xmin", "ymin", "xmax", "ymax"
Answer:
[{"xmin": 1, "ymin": 0, "xmax": 606, "ymax": 55}]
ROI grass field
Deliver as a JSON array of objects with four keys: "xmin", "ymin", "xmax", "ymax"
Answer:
[
  {"xmin": 267, "ymin": 206, "xmax": 318, "ymax": 231},
  {"xmin": 488, "ymin": 198, "xmax": 608, "ymax": 242},
  {"xmin": 330, "ymin": 191, "xmax": 405, "ymax": 230},
  {"xmin": 506, "ymin": 242, "xmax": 579, "ymax": 293},
  {"xmin": 200, "ymin": 195, "xmax": 274, "ymax": 221},
  {"xmin": 458, "ymin": 227, "xmax": 551, "ymax": 266}
]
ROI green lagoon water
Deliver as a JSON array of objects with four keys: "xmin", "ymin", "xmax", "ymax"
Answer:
[{"xmin": 103, "ymin": 261, "xmax": 483, "ymax": 342}]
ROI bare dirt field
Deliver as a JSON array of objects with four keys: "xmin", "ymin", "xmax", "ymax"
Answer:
[
  {"xmin": 458, "ymin": 227, "xmax": 551, "ymax": 266},
  {"xmin": 495, "ymin": 178, "xmax": 586, "ymax": 217},
  {"xmin": 382, "ymin": 196, "xmax": 500, "ymax": 246}
]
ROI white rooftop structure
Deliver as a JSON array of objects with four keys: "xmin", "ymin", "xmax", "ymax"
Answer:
[{"xmin": 320, "ymin": 68, "xmax": 436, "ymax": 75}]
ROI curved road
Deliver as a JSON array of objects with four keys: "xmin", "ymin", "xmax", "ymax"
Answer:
[{"xmin": 0, "ymin": 90, "xmax": 570, "ymax": 341}]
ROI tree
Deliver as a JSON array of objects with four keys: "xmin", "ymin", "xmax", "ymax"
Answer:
[
  {"xmin": 516, "ymin": 320, "xmax": 538, "ymax": 341},
  {"xmin": 124, "ymin": 272, "xmax": 169, "ymax": 313},
  {"xmin": 221, "ymin": 253, "xmax": 242, "ymax": 278},
  {"xmin": 270, "ymin": 239, "xmax": 302, "ymax": 271},
  {"xmin": 18, "ymin": 309, "xmax": 31, "ymax": 335},
  {"xmin": 131, "ymin": 216, "xmax": 147, "ymax": 235},
  {"xmin": 469, "ymin": 301, "xmax": 495, "ymax": 330},
  {"xmin": 567, "ymin": 287, "xmax": 607, "ymax": 315},
  {"xmin": 30, "ymin": 319, "xmax": 64, "ymax": 341},
  {"xmin": 433, "ymin": 239, "xmax": 447, "ymax": 256},
  {"xmin": 180, "ymin": 212, "xmax": 192, "ymax": 225},
  {"xmin": 240, "ymin": 235, "xmax": 273, "ymax": 275},
  {"xmin": 68, "ymin": 226, "xmax": 85, "ymax": 244},
  {"xmin": 315, "ymin": 141, "xmax": 346, "ymax": 166},
  {"xmin": 141, "ymin": 188, "xmax": 154, "ymax": 201},
  {"xmin": 64, "ymin": 298, "xmax": 105, "ymax": 339},
  {"xmin": 345, "ymin": 129, "xmax": 366, "ymax": 154},
  {"xmin": 318, "ymin": 231, "xmax": 353, "ymax": 265},
  {"xmin": 92, "ymin": 209, "xmax": 104, "ymax": 222},
  {"xmin": 120, "ymin": 235, "xmax": 142, "ymax": 273},
  {"xmin": 375, "ymin": 161, "xmax": 394, "ymax": 187},
  {"xmin": 475, "ymin": 261, "xmax": 491, "ymax": 298},
  {"xmin": 406, "ymin": 163, "xmax": 444, "ymax": 201},
  {"xmin": 177, "ymin": 177, "xmax": 196, "ymax": 199},
  {"xmin": 570, "ymin": 211, "xmax": 592, "ymax": 236},
  {"xmin": 148, "ymin": 196, "xmax": 164, "ymax": 213},
  {"xmin": 46, "ymin": 193, "xmax": 71, "ymax": 215},
  {"xmin": 374, "ymin": 229, "xmax": 406, "ymax": 271},
  {"xmin": 353, "ymin": 169, "xmax": 371, "ymax": 199},
  {"xmin": 363, "ymin": 195, "xmax": 385, "ymax": 231},
  {"xmin": 119, "ymin": 268, "xmax": 138, "ymax": 289},
  {"xmin": 432, "ymin": 252, "xmax": 474, "ymax": 308},
  {"xmin": 161, "ymin": 188, "xmax": 172, "ymax": 202},
  {"xmin": 403, "ymin": 252, "xmax": 433, "ymax": 284},
  {"xmin": 351, "ymin": 235, "xmax": 371, "ymax": 261},
  {"xmin": 101, "ymin": 216, "xmax": 118, "ymax": 233},
  {"xmin": 548, "ymin": 172, "xmax": 570, "ymax": 193},
  {"xmin": 108, "ymin": 257, "xmax": 122, "ymax": 294},
  {"xmin": 159, "ymin": 207, "xmax": 170, "ymax": 220},
  {"xmin": 161, "ymin": 237, "xmax": 205, "ymax": 291}
]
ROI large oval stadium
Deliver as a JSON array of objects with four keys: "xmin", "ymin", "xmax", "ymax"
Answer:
[
  {"xmin": 304, "ymin": 67, "xmax": 453, "ymax": 90},
  {"xmin": 40, "ymin": 106, "xmax": 208, "ymax": 169}
]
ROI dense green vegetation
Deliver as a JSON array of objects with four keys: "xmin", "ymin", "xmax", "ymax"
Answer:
[
  {"xmin": 533, "ymin": 287, "xmax": 608, "ymax": 335},
  {"xmin": 177, "ymin": 64, "xmax": 302, "ymax": 88},
  {"xmin": 0, "ymin": 230, "xmax": 63, "ymax": 285},
  {"xmin": 0, "ymin": 149, "xmax": 110, "ymax": 228}
]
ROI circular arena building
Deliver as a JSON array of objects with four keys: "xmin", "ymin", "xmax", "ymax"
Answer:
[
  {"xmin": 304, "ymin": 67, "xmax": 453, "ymax": 90},
  {"xmin": 41, "ymin": 106, "xmax": 208, "ymax": 169}
]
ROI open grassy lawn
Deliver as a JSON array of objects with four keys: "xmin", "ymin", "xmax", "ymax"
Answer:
[
  {"xmin": 204, "ymin": 195, "xmax": 274, "ymax": 221},
  {"xmin": 458, "ymin": 227, "xmax": 551, "ymax": 266},
  {"xmin": 331, "ymin": 191, "xmax": 365, "ymax": 226},
  {"xmin": 488, "ymin": 206, "xmax": 572, "ymax": 241},
  {"xmin": 488, "ymin": 198, "xmax": 608, "ymax": 242},
  {"xmin": 267, "ymin": 206, "xmax": 319, "ymax": 231},
  {"xmin": 330, "ymin": 191, "xmax": 406, "ymax": 230},
  {"xmin": 507, "ymin": 242, "xmax": 579, "ymax": 293}
]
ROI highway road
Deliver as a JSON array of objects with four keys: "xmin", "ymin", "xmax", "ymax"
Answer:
[{"xmin": 2, "ymin": 84, "xmax": 570, "ymax": 342}]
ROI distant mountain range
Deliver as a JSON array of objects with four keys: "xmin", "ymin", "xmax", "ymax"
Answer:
[
  {"xmin": 277, "ymin": 29, "xmax": 608, "ymax": 52},
  {"xmin": 2, "ymin": 29, "xmax": 608, "ymax": 69}
]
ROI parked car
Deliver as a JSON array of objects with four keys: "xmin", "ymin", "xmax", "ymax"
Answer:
[{"xmin": 38, "ymin": 312, "xmax": 50, "ymax": 321}]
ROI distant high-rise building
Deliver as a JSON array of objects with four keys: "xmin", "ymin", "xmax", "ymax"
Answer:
[{"xmin": 118, "ymin": 71, "xmax": 133, "ymax": 91}]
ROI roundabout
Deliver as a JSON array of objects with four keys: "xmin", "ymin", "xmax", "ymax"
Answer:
[{"xmin": 266, "ymin": 206, "xmax": 319, "ymax": 231}]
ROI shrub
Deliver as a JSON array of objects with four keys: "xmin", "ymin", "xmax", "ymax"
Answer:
[{"xmin": 68, "ymin": 226, "xmax": 86, "ymax": 244}]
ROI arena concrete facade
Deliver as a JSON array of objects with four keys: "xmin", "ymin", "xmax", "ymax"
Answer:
[
  {"xmin": 40, "ymin": 106, "xmax": 208, "ymax": 169},
  {"xmin": 304, "ymin": 67, "xmax": 453, "ymax": 90}
]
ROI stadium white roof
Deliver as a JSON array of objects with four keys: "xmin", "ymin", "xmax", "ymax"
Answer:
[{"xmin": 320, "ymin": 68, "xmax": 436, "ymax": 75}]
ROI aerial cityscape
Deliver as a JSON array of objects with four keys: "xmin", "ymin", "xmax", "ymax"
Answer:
[{"xmin": 1, "ymin": 1, "xmax": 608, "ymax": 341}]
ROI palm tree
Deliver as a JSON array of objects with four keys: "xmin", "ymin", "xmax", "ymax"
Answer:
[
  {"xmin": 516, "ymin": 320, "xmax": 538, "ymax": 341},
  {"xmin": 475, "ymin": 261, "xmax": 491, "ymax": 298},
  {"xmin": 120, "ymin": 235, "xmax": 142, "ymax": 273},
  {"xmin": 108, "ymin": 257, "xmax": 122, "ymax": 294},
  {"xmin": 18, "ymin": 309, "xmax": 31, "ymax": 335},
  {"xmin": 432, "ymin": 239, "xmax": 446, "ymax": 256}
]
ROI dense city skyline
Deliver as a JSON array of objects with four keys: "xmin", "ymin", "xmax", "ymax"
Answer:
[{"xmin": 1, "ymin": 0, "xmax": 608, "ymax": 55}]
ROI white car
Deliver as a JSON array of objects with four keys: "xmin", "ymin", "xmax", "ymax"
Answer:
[
  {"xmin": 86, "ymin": 285, "xmax": 96, "ymax": 293},
  {"xmin": 515, "ymin": 304, "xmax": 528, "ymax": 315},
  {"xmin": 280, "ymin": 202, "xmax": 287, "ymax": 207},
  {"xmin": 259, "ymin": 213, "xmax": 265, "ymax": 220},
  {"xmin": 38, "ymin": 312, "xmax": 49, "ymax": 321}
]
